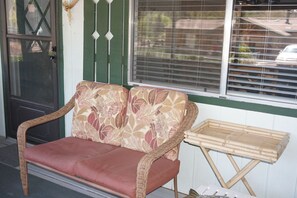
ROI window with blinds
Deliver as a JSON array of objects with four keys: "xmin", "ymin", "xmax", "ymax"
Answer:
[
  {"xmin": 130, "ymin": 0, "xmax": 297, "ymax": 106},
  {"xmin": 130, "ymin": 0, "xmax": 226, "ymax": 93},
  {"xmin": 227, "ymin": 1, "xmax": 297, "ymax": 103}
]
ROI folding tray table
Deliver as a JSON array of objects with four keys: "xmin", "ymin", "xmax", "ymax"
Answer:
[{"xmin": 184, "ymin": 119, "xmax": 289, "ymax": 196}]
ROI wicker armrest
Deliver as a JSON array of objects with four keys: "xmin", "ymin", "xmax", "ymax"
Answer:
[
  {"xmin": 17, "ymin": 95, "xmax": 75, "ymax": 152},
  {"xmin": 136, "ymin": 101, "xmax": 198, "ymax": 198},
  {"xmin": 17, "ymin": 95, "xmax": 75, "ymax": 196}
]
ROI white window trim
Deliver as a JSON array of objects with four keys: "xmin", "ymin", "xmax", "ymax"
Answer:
[{"xmin": 220, "ymin": 0, "xmax": 234, "ymax": 97}]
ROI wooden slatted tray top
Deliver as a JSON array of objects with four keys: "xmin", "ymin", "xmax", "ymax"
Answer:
[{"xmin": 184, "ymin": 119, "xmax": 290, "ymax": 164}]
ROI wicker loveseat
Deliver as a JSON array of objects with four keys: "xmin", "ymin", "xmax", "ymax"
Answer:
[{"xmin": 17, "ymin": 81, "xmax": 198, "ymax": 198}]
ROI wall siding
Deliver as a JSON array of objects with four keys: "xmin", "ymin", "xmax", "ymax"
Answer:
[{"xmin": 62, "ymin": 0, "xmax": 84, "ymax": 136}]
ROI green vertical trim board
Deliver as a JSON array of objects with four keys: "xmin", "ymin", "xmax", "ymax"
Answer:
[
  {"xmin": 57, "ymin": 0, "xmax": 65, "ymax": 137},
  {"xmin": 96, "ymin": 1, "xmax": 109, "ymax": 83},
  {"xmin": 57, "ymin": 0, "xmax": 64, "ymax": 108},
  {"xmin": 109, "ymin": 0, "xmax": 124, "ymax": 85},
  {"xmin": 83, "ymin": 0, "xmax": 96, "ymax": 81},
  {"xmin": 122, "ymin": 0, "xmax": 129, "ymax": 85}
]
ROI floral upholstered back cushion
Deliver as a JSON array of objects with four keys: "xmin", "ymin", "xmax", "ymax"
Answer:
[
  {"xmin": 121, "ymin": 86, "xmax": 188, "ymax": 160},
  {"xmin": 71, "ymin": 81, "xmax": 128, "ymax": 146}
]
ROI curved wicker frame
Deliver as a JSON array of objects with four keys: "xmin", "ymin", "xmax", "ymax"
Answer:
[
  {"xmin": 17, "ymin": 96, "xmax": 75, "ymax": 196},
  {"xmin": 136, "ymin": 101, "xmax": 198, "ymax": 197},
  {"xmin": 17, "ymin": 93, "xmax": 198, "ymax": 198}
]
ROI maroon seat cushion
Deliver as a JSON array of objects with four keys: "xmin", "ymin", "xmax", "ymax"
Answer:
[
  {"xmin": 74, "ymin": 147, "xmax": 180, "ymax": 198},
  {"xmin": 24, "ymin": 137, "xmax": 119, "ymax": 175}
]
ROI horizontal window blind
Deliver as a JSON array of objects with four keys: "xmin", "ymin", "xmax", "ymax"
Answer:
[
  {"xmin": 227, "ymin": 2, "xmax": 297, "ymax": 103},
  {"xmin": 131, "ymin": 0, "xmax": 226, "ymax": 93}
]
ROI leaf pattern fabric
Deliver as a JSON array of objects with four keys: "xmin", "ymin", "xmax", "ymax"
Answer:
[
  {"xmin": 121, "ymin": 86, "xmax": 188, "ymax": 160},
  {"xmin": 71, "ymin": 81, "xmax": 128, "ymax": 146}
]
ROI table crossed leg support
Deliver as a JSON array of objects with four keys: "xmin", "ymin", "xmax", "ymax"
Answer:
[{"xmin": 201, "ymin": 147, "xmax": 260, "ymax": 197}]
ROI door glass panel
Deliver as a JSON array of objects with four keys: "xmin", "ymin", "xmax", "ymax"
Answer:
[
  {"xmin": 6, "ymin": 0, "xmax": 51, "ymax": 36},
  {"xmin": 8, "ymin": 38, "xmax": 54, "ymax": 105},
  {"xmin": 5, "ymin": 1, "xmax": 19, "ymax": 34}
]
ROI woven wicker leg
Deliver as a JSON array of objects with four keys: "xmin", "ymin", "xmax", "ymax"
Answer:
[
  {"xmin": 174, "ymin": 176, "xmax": 178, "ymax": 198},
  {"xmin": 19, "ymin": 159, "xmax": 29, "ymax": 195},
  {"xmin": 17, "ymin": 130, "xmax": 29, "ymax": 196}
]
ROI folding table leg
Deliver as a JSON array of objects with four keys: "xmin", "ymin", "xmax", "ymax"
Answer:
[
  {"xmin": 200, "ymin": 147, "xmax": 228, "ymax": 188},
  {"xmin": 227, "ymin": 154, "xmax": 258, "ymax": 196},
  {"xmin": 200, "ymin": 146, "xmax": 260, "ymax": 196},
  {"xmin": 225, "ymin": 159, "xmax": 260, "ymax": 190}
]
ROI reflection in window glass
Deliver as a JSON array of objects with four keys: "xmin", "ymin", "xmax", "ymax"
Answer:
[
  {"xmin": 8, "ymin": 39, "xmax": 54, "ymax": 105},
  {"xmin": 131, "ymin": 0, "xmax": 226, "ymax": 93},
  {"xmin": 228, "ymin": 2, "xmax": 297, "ymax": 102},
  {"xmin": 6, "ymin": 0, "xmax": 18, "ymax": 34},
  {"xmin": 5, "ymin": 0, "xmax": 51, "ymax": 36}
]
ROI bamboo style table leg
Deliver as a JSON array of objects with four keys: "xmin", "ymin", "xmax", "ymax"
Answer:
[
  {"xmin": 200, "ymin": 147, "xmax": 228, "ymax": 188},
  {"xmin": 227, "ymin": 154, "xmax": 257, "ymax": 196},
  {"xmin": 200, "ymin": 146, "xmax": 260, "ymax": 196}
]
